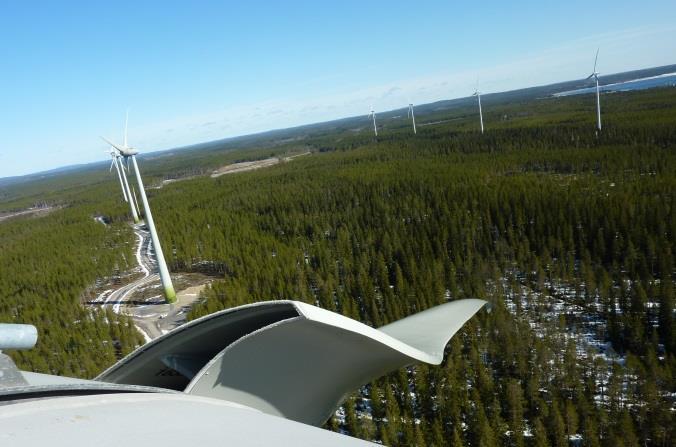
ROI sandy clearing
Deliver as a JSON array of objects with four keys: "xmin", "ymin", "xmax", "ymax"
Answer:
[
  {"xmin": 211, "ymin": 157, "xmax": 280, "ymax": 178},
  {"xmin": 211, "ymin": 151, "xmax": 311, "ymax": 178},
  {"xmin": 0, "ymin": 206, "xmax": 55, "ymax": 223}
]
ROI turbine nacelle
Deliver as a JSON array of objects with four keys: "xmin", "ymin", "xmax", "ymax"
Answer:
[
  {"xmin": 121, "ymin": 147, "xmax": 139, "ymax": 156},
  {"xmin": 586, "ymin": 72, "xmax": 600, "ymax": 81},
  {"xmin": 586, "ymin": 48, "xmax": 600, "ymax": 83},
  {"xmin": 101, "ymin": 136, "xmax": 139, "ymax": 157}
]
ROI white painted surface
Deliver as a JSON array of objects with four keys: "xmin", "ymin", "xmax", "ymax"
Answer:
[{"xmin": 0, "ymin": 393, "xmax": 373, "ymax": 446}]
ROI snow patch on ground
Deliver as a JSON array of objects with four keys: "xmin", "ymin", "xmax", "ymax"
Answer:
[
  {"xmin": 135, "ymin": 324, "xmax": 153, "ymax": 344},
  {"xmin": 95, "ymin": 289, "xmax": 113, "ymax": 303},
  {"xmin": 496, "ymin": 269, "xmax": 635, "ymax": 409}
]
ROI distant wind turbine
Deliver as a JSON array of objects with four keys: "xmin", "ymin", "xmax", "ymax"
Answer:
[
  {"xmin": 407, "ymin": 102, "xmax": 417, "ymax": 134},
  {"xmin": 368, "ymin": 106, "xmax": 378, "ymax": 136},
  {"xmin": 102, "ymin": 111, "xmax": 177, "ymax": 304},
  {"xmin": 107, "ymin": 146, "xmax": 140, "ymax": 223},
  {"xmin": 473, "ymin": 82, "xmax": 484, "ymax": 134},
  {"xmin": 586, "ymin": 48, "xmax": 602, "ymax": 131},
  {"xmin": 108, "ymin": 147, "xmax": 128, "ymax": 203}
]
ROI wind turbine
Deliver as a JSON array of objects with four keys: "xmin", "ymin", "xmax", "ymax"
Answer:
[
  {"xmin": 108, "ymin": 148, "xmax": 128, "ymax": 203},
  {"xmin": 407, "ymin": 102, "xmax": 417, "ymax": 134},
  {"xmin": 102, "ymin": 112, "xmax": 177, "ymax": 303},
  {"xmin": 368, "ymin": 106, "xmax": 378, "ymax": 137},
  {"xmin": 586, "ymin": 48, "xmax": 602, "ymax": 131},
  {"xmin": 107, "ymin": 147, "xmax": 140, "ymax": 223},
  {"xmin": 473, "ymin": 82, "xmax": 484, "ymax": 134}
]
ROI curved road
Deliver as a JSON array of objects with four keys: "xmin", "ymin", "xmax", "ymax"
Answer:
[
  {"xmin": 93, "ymin": 224, "xmax": 162, "ymax": 341},
  {"xmin": 92, "ymin": 223, "xmax": 205, "ymax": 343},
  {"xmin": 105, "ymin": 226, "xmax": 159, "ymax": 312}
]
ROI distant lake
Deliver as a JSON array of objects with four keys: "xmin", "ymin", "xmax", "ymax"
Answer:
[{"xmin": 553, "ymin": 73, "xmax": 676, "ymax": 97}]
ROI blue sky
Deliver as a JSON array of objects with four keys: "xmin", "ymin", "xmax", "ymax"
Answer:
[{"xmin": 1, "ymin": 1, "xmax": 675, "ymax": 178}]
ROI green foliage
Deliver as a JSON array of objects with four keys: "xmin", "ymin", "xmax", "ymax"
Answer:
[
  {"xmin": 2, "ymin": 86, "xmax": 675, "ymax": 443},
  {"xmin": 0, "ymin": 184, "xmax": 143, "ymax": 377}
]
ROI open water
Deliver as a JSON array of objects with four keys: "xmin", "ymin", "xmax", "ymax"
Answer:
[{"xmin": 554, "ymin": 73, "xmax": 676, "ymax": 97}]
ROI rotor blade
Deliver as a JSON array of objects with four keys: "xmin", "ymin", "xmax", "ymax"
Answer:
[
  {"xmin": 124, "ymin": 109, "xmax": 129, "ymax": 148},
  {"xmin": 110, "ymin": 159, "xmax": 115, "ymax": 172},
  {"xmin": 101, "ymin": 136, "xmax": 123, "ymax": 152},
  {"xmin": 593, "ymin": 48, "xmax": 599, "ymax": 73},
  {"xmin": 586, "ymin": 74, "xmax": 594, "ymax": 80}
]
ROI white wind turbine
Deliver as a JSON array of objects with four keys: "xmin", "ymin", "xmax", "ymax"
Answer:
[
  {"xmin": 407, "ymin": 102, "xmax": 417, "ymax": 134},
  {"xmin": 102, "ymin": 112, "xmax": 177, "ymax": 303},
  {"xmin": 368, "ymin": 106, "xmax": 378, "ymax": 136},
  {"xmin": 108, "ymin": 147, "xmax": 128, "ymax": 203},
  {"xmin": 107, "ymin": 147, "xmax": 140, "ymax": 223},
  {"xmin": 586, "ymin": 48, "xmax": 602, "ymax": 131},
  {"xmin": 473, "ymin": 82, "xmax": 484, "ymax": 134}
]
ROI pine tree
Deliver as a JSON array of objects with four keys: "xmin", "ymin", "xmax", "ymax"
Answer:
[
  {"xmin": 548, "ymin": 402, "xmax": 567, "ymax": 447},
  {"xmin": 506, "ymin": 379, "xmax": 525, "ymax": 447},
  {"xmin": 532, "ymin": 418, "xmax": 549, "ymax": 447}
]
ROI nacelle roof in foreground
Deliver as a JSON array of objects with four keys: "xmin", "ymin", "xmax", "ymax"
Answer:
[
  {"xmin": 97, "ymin": 299, "xmax": 486, "ymax": 426},
  {"xmin": 1, "ymin": 299, "xmax": 485, "ymax": 445}
]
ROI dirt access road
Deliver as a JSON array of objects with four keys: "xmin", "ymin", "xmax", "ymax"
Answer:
[{"xmin": 91, "ymin": 224, "xmax": 208, "ymax": 343}]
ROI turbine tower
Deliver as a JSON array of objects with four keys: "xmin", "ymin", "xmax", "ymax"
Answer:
[
  {"xmin": 586, "ymin": 49, "xmax": 602, "ymax": 131},
  {"xmin": 473, "ymin": 86, "xmax": 484, "ymax": 134},
  {"xmin": 368, "ymin": 106, "xmax": 378, "ymax": 137},
  {"xmin": 407, "ymin": 103, "xmax": 417, "ymax": 134},
  {"xmin": 108, "ymin": 147, "xmax": 140, "ymax": 223},
  {"xmin": 103, "ymin": 113, "xmax": 177, "ymax": 303}
]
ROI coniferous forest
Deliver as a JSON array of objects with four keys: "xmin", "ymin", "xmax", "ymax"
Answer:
[{"xmin": 1, "ymin": 87, "xmax": 675, "ymax": 445}]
